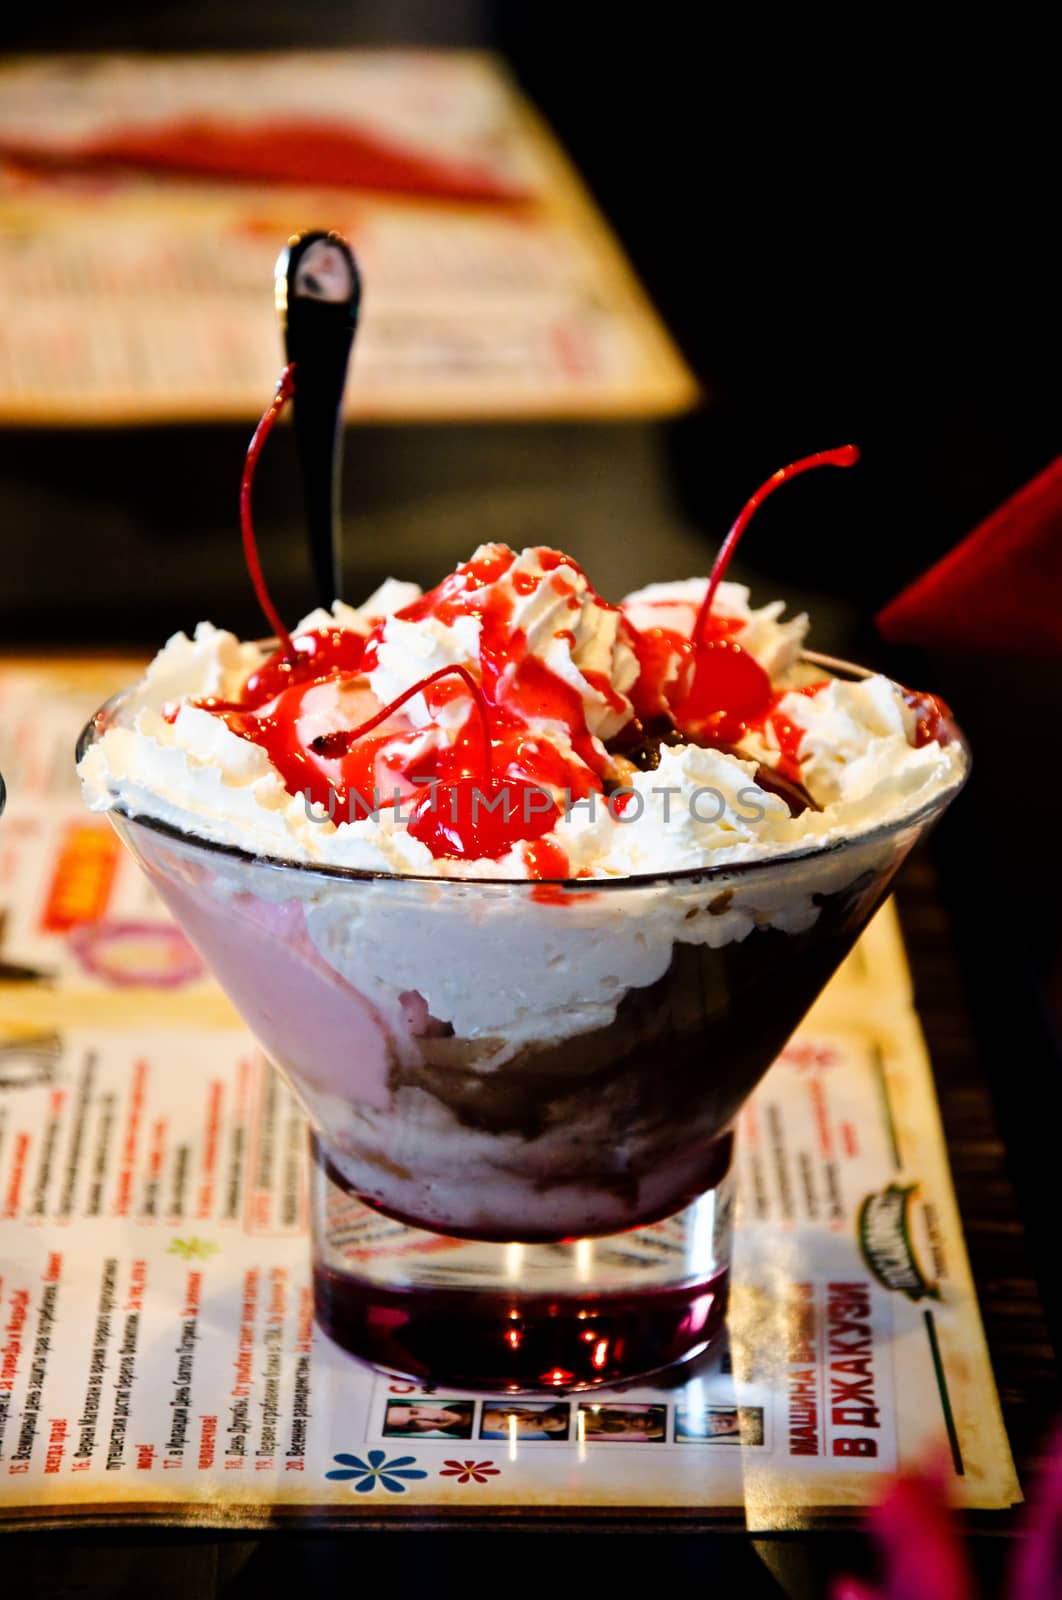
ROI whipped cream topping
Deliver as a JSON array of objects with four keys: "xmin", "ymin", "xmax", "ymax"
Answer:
[
  {"xmin": 557, "ymin": 744, "xmax": 794, "ymax": 879},
  {"xmin": 370, "ymin": 545, "xmax": 638, "ymax": 744},
  {"xmin": 79, "ymin": 544, "xmax": 967, "ymax": 880}
]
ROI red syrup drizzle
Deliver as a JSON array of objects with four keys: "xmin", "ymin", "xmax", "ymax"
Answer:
[
  {"xmin": 231, "ymin": 361, "xmax": 372, "ymax": 708},
  {"xmin": 312, "ymin": 664, "xmax": 563, "ymax": 864},
  {"xmin": 766, "ymin": 682, "xmax": 827, "ymax": 782},
  {"xmin": 196, "ymin": 364, "xmax": 384, "ymax": 808},
  {"xmin": 202, "ymin": 392, "xmax": 596, "ymax": 871},
  {"xmin": 377, "ymin": 544, "xmax": 616, "ymax": 795},
  {"xmin": 237, "ymin": 627, "xmax": 367, "ymax": 710},
  {"xmin": 522, "ymin": 838, "xmax": 571, "ymax": 882},
  {"xmin": 190, "ymin": 398, "xmax": 949, "ymax": 872},
  {"xmin": 202, "ymin": 528, "xmax": 613, "ymax": 869},
  {"xmin": 205, "ymin": 393, "xmax": 873, "ymax": 859}
]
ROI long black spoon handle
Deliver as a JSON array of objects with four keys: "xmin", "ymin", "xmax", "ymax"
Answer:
[{"xmin": 274, "ymin": 230, "xmax": 362, "ymax": 607}]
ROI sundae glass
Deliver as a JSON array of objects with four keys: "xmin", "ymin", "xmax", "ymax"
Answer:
[{"xmin": 78, "ymin": 396, "xmax": 969, "ymax": 1389}]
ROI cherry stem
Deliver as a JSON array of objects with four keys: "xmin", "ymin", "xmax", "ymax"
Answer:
[
  {"xmin": 694, "ymin": 445, "xmax": 860, "ymax": 646},
  {"xmin": 311, "ymin": 664, "xmax": 494, "ymax": 783},
  {"xmin": 242, "ymin": 363, "xmax": 298, "ymax": 659}
]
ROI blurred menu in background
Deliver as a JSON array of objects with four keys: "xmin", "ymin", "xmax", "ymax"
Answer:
[{"xmin": 0, "ymin": 51, "xmax": 696, "ymax": 424}]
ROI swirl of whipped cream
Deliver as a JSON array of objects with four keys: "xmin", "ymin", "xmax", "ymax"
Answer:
[{"xmin": 369, "ymin": 544, "xmax": 639, "ymax": 743}]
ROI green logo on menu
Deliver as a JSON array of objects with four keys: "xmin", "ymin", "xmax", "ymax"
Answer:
[{"xmin": 857, "ymin": 1183, "xmax": 939, "ymax": 1301}]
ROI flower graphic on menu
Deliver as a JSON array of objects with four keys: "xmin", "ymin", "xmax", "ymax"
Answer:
[
  {"xmin": 439, "ymin": 1459, "xmax": 501, "ymax": 1484},
  {"xmin": 167, "ymin": 1236, "xmax": 220, "ymax": 1261},
  {"xmin": 326, "ymin": 1450, "xmax": 428, "ymax": 1494}
]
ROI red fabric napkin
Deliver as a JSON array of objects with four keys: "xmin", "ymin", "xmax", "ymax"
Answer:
[
  {"xmin": 0, "ymin": 117, "xmax": 529, "ymax": 203},
  {"xmin": 877, "ymin": 453, "xmax": 1062, "ymax": 655}
]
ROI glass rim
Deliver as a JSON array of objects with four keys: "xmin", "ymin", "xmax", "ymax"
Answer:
[{"xmin": 75, "ymin": 649, "xmax": 971, "ymax": 893}]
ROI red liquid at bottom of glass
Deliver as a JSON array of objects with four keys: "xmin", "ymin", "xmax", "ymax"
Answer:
[
  {"xmin": 309, "ymin": 1134, "xmax": 735, "ymax": 1393},
  {"xmin": 313, "ymin": 1263, "xmax": 730, "ymax": 1393}
]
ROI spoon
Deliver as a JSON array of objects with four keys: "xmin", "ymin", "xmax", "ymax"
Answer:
[{"xmin": 274, "ymin": 230, "xmax": 362, "ymax": 607}]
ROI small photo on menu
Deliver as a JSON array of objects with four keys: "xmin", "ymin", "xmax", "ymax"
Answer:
[
  {"xmin": 479, "ymin": 1403, "xmax": 571, "ymax": 1441},
  {"xmin": 577, "ymin": 1404, "xmax": 667, "ymax": 1441},
  {"xmin": 382, "ymin": 1400, "xmax": 476, "ymax": 1440},
  {"xmin": 674, "ymin": 1403, "xmax": 765, "ymax": 1445}
]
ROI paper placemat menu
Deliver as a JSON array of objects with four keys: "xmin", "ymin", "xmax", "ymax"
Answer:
[
  {"xmin": 0, "ymin": 52, "xmax": 696, "ymax": 424},
  {"xmin": 0, "ymin": 661, "xmax": 1019, "ymax": 1527}
]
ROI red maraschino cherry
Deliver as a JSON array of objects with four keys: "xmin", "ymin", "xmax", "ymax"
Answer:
[
  {"xmin": 312, "ymin": 664, "xmax": 559, "ymax": 861},
  {"xmin": 672, "ymin": 445, "xmax": 861, "ymax": 740},
  {"xmin": 900, "ymin": 686, "xmax": 954, "ymax": 748}
]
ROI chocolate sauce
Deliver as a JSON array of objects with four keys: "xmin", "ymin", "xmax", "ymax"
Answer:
[
  {"xmin": 606, "ymin": 721, "xmax": 819, "ymax": 815},
  {"xmin": 334, "ymin": 870, "xmax": 892, "ymax": 1253}
]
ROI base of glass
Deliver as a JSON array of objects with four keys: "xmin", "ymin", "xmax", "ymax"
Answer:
[{"xmin": 310, "ymin": 1134, "xmax": 734, "ymax": 1393}]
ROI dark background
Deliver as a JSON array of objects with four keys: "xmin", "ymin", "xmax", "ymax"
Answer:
[
  {"xmin": 4, "ymin": 3, "xmax": 1060, "ymax": 645},
  {"xmin": 2, "ymin": 6, "xmax": 1061, "ymax": 1595}
]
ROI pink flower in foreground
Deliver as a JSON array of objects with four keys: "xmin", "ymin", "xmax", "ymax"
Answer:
[
  {"xmin": 1011, "ymin": 1435, "xmax": 1062, "ymax": 1600},
  {"xmin": 833, "ymin": 1457, "xmax": 972, "ymax": 1600},
  {"xmin": 833, "ymin": 1427, "xmax": 1062, "ymax": 1600}
]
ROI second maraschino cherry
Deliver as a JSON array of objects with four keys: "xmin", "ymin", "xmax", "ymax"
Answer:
[{"xmin": 671, "ymin": 445, "xmax": 860, "ymax": 741}]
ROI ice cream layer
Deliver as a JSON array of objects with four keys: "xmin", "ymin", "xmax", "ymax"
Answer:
[{"xmin": 78, "ymin": 545, "xmax": 966, "ymax": 881}]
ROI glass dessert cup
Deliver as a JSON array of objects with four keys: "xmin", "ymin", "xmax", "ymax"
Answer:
[{"xmin": 78, "ymin": 660, "xmax": 968, "ymax": 1392}]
